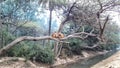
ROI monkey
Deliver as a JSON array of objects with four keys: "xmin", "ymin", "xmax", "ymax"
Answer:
[
  {"xmin": 51, "ymin": 32, "xmax": 64, "ymax": 39},
  {"xmin": 51, "ymin": 32, "xmax": 64, "ymax": 58},
  {"xmin": 51, "ymin": 32, "xmax": 65, "ymax": 58},
  {"xmin": 51, "ymin": 32, "xmax": 59, "ymax": 38},
  {"xmin": 58, "ymin": 32, "xmax": 64, "ymax": 38}
]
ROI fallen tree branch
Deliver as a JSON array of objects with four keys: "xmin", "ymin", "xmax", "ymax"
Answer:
[
  {"xmin": 0, "ymin": 36, "xmax": 58, "ymax": 55},
  {"xmin": 0, "ymin": 30, "xmax": 98, "ymax": 55}
]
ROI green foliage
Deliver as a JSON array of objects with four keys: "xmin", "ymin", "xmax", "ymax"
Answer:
[
  {"xmin": 6, "ymin": 42, "xmax": 30, "ymax": 57},
  {"xmin": 2, "ymin": 30, "xmax": 15, "ymax": 42},
  {"xmin": 71, "ymin": 45, "xmax": 82, "ymax": 55},
  {"xmin": 85, "ymin": 36, "xmax": 99, "ymax": 46},
  {"xmin": 0, "ymin": 29, "xmax": 16, "ymax": 48},
  {"xmin": 32, "ymin": 47, "xmax": 54, "ymax": 64},
  {"xmin": 7, "ymin": 43, "xmax": 54, "ymax": 64},
  {"xmin": 61, "ymin": 43, "xmax": 73, "ymax": 57},
  {"xmin": 99, "ymin": 44, "xmax": 118, "ymax": 51},
  {"xmin": 105, "ymin": 23, "xmax": 120, "ymax": 44},
  {"xmin": 68, "ymin": 39, "xmax": 83, "ymax": 55}
]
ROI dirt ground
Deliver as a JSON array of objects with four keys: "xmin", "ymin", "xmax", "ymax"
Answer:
[
  {"xmin": 0, "ymin": 61, "xmax": 33, "ymax": 68},
  {"xmin": 91, "ymin": 51, "xmax": 120, "ymax": 68},
  {"xmin": 0, "ymin": 51, "xmax": 108, "ymax": 68},
  {"xmin": 0, "ymin": 57, "xmax": 35, "ymax": 68}
]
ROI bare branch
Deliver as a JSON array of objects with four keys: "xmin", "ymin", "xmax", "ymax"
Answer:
[
  {"xmin": 61, "ymin": 32, "xmax": 97, "ymax": 40},
  {"xmin": 99, "ymin": 15, "xmax": 109, "ymax": 41},
  {"xmin": 97, "ymin": 0, "xmax": 103, "ymax": 10},
  {"xmin": 58, "ymin": 2, "xmax": 77, "ymax": 32},
  {"xmin": 102, "ymin": 16, "xmax": 109, "ymax": 31},
  {"xmin": 1, "ymin": 22, "xmax": 18, "ymax": 26},
  {"xmin": 90, "ymin": 28, "xmax": 95, "ymax": 34}
]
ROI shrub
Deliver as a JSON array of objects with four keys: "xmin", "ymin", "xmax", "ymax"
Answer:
[
  {"xmin": 6, "ymin": 43, "xmax": 54, "ymax": 64},
  {"xmin": 68, "ymin": 39, "xmax": 83, "ymax": 55},
  {"xmin": 34, "ymin": 48, "xmax": 54, "ymax": 64}
]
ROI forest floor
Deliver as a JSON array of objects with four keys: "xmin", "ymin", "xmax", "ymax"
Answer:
[
  {"xmin": 91, "ymin": 51, "xmax": 120, "ymax": 68},
  {"xmin": 0, "ymin": 50, "xmax": 108, "ymax": 68}
]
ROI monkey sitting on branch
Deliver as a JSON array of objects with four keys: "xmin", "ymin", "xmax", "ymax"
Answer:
[
  {"xmin": 51, "ymin": 32, "xmax": 65, "ymax": 58},
  {"xmin": 51, "ymin": 32, "xmax": 64, "ymax": 39}
]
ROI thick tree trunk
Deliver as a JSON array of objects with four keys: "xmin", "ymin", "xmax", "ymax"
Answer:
[{"xmin": 0, "ymin": 36, "xmax": 57, "ymax": 55}]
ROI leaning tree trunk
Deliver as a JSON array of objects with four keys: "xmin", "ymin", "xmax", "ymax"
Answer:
[{"xmin": 0, "ymin": 36, "xmax": 58, "ymax": 55}]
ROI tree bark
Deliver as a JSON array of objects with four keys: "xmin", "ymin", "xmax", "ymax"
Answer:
[{"xmin": 0, "ymin": 36, "xmax": 58, "ymax": 55}]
